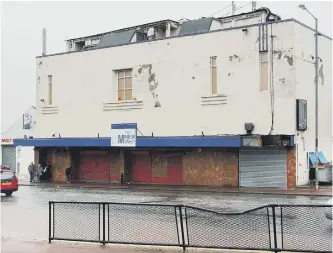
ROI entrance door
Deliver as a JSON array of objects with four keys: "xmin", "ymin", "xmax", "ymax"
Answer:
[{"xmin": 132, "ymin": 152, "xmax": 151, "ymax": 183}]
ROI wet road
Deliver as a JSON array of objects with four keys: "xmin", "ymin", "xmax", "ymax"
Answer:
[{"xmin": 1, "ymin": 186, "xmax": 330, "ymax": 243}]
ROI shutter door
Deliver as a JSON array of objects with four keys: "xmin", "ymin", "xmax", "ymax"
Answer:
[
  {"xmin": 239, "ymin": 147, "xmax": 287, "ymax": 188},
  {"xmin": 2, "ymin": 146, "xmax": 16, "ymax": 172},
  {"xmin": 79, "ymin": 151, "xmax": 110, "ymax": 182},
  {"xmin": 132, "ymin": 152, "xmax": 152, "ymax": 183},
  {"xmin": 167, "ymin": 156, "xmax": 182, "ymax": 184}
]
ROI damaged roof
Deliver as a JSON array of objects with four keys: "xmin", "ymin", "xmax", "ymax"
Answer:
[
  {"xmin": 67, "ymin": 19, "xmax": 179, "ymax": 42},
  {"xmin": 95, "ymin": 30, "xmax": 136, "ymax": 48},
  {"xmin": 178, "ymin": 17, "xmax": 214, "ymax": 36}
]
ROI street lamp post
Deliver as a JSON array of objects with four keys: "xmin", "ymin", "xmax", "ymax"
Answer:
[{"xmin": 299, "ymin": 4, "xmax": 319, "ymax": 190}]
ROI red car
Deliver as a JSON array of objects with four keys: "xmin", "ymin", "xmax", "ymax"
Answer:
[{"xmin": 1, "ymin": 165, "xmax": 18, "ymax": 196}]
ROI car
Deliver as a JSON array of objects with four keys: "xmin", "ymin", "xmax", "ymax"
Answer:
[
  {"xmin": 0, "ymin": 166, "xmax": 18, "ymax": 196},
  {"xmin": 324, "ymin": 198, "xmax": 332, "ymax": 220}
]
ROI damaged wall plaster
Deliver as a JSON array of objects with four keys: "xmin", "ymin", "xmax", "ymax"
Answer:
[
  {"xmin": 319, "ymin": 64, "xmax": 324, "ymax": 85},
  {"xmin": 137, "ymin": 64, "xmax": 161, "ymax": 107},
  {"xmin": 273, "ymin": 48, "xmax": 293, "ymax": 66},
  {"xmin": 229, "ymin": 55, "xmax": 242, "ymax": 62},
  {"xmin": 284, "ymin": 55, "xmax": 293, "ymax": 66}
]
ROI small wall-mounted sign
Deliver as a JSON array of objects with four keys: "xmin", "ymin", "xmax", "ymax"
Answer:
[
  {"xmin": 111, "ymin": 129, "xmax": 137, "ymax": 147},
  {"xmin": 1, "ymin": 138, "xmax": 14, "ymax": 145}
]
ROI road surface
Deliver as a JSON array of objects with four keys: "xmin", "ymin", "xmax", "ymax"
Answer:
[{"xmin": 1, "ymin": 186, "xmax": 331, "ymax": 252}]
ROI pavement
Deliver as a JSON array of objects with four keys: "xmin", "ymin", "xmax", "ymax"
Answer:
[
  {"xmin": 1, "ymin": 185, "xmax": 330, "ymax": 242},
  {"xmin": 1, "ymin": 239, "xmax": 272, "ymax": 253},
  {"xmin": 19, "ymin": 180, "xmax": 333, "ymax": 196},
  {"xmin": 3, "ymin": 177, "xmax": 332, "ymax": 253}
]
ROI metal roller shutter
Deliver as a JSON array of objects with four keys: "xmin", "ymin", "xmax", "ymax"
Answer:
[
  {"xmin": 79, "ymin": 151, "xmax": 110, "ymax": 182},
  {"xmin": 239, "ymin": 147, "xmax": 287, "ymax": 188},
  {"xmin": 132, "ymin": 152, "xmax": 152, "ymax": 183},
  {"xmin": 167, "ymin": 156, "xmax": 182, "ymax": 184},
  {"xmin": 2, "ymin": 146, "xmax": 16, "ymax": 172}
]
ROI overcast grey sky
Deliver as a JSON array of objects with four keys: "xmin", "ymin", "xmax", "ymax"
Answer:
[{"xmin": 1, "ymin": 1, "xmax": 332, "ymax": 131}]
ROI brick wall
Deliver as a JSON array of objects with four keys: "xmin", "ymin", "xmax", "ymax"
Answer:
[
  {"xmin": 110, "ymin": 150, "xmax": 122, "ymax": 181},
  {"xmin": 287, "ymin": 147, "xmax": 296, "ymax": 188},
  {"xmin": 52, "ymin": 149, "xmax": 71, "ymax": 183},
  {"xmin": 34, "ymin": 149, "xmax": 39, "ymax": 167},
  {"xmin": 182, "ymin": 148, "xmax": 238, "ymax": 187}
]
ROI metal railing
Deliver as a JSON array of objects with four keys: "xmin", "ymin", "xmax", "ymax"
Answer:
[{"xmin": 49, "ymin": 201, "xmax": 332, "ymax": 253}]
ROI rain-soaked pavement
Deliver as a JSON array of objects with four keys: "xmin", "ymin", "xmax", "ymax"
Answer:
[{"xmin": 1, "ymin": 185, "xmax": 330, "ymax": 243}]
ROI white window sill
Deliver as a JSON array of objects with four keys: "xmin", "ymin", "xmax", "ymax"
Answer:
[
  {"xmin": 201, "ymin": 94, "xmax": 227, "ymax": 106},
  {"xmin": 41, "ymin": 105, "xmax": 58, "ymax": 114},
  {"xmin": 102, "ymin": 100, "xmax": 143, "ymax": 111}
]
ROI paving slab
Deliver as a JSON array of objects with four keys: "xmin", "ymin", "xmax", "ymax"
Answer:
[{"xmin": 0, "ymin": 239, "xmax": 275, "ymax": 253}]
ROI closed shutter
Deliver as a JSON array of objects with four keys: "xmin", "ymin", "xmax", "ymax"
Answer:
[
  {"xmin": 2, "ymin": 146, "xmax": 16, "ymax": 172},
  {"xmin": 167, "ymin": 156, "xmax": 182, "ymax": 184},
  {"xmin": 79, "ymin": 151, "xmax": 110, "ymax": 182},
  {"xmin": 132, "ymin": 152, "xmax": 152, "ymax": 183},
  {"xmin": 239, "ymin": 147, "xmax": 287, "ymax": 188}
]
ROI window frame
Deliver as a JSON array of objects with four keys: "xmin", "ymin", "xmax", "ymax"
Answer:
[
  {"xmin": 48, "ymin": 75, "xmax": 53, "ymax": 105},
  {"xmin": 210, "ymin": 56, "xmax": 217, "ymax": 95},
  {"xmin": 116, "ymin": 69, "xmax": 133, "ymax": 101},
  {"xmin": 260, "ymin": 52, "xmax": 269, "ymax": 91},
  {"xmin": 296, "ymin": 99, "xmax": 307, "ymax": 131}
]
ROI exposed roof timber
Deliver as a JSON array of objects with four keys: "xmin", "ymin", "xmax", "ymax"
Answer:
[
  {"xmin": 217, "ymin": 9, "xmax": 266, "ymax": 20},
  {"xmin": 39, "ymin": 18, "xmax": 332, "ymax": 59},
  {"xmin": 67, "ymin": 19, "xmax": 179, "ymax": 42}
]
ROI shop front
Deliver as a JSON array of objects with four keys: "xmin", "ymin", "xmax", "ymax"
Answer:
[{"xmin": 14, "ymin": 123, "xmax": 242, "ymax": 186}]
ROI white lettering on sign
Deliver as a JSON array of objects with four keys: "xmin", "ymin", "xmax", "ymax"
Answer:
[
  {"xmin": 1, "ymin": 138, "xmax": 14, "ymax": 145},
  {"xmin": 111, "ymin": 129, "xmax": 136, "ymax": 147}
]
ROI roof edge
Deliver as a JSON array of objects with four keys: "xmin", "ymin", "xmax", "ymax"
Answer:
[{"xmin": 293, "ymin": 19, "xmax": 332, "ymax": 40}]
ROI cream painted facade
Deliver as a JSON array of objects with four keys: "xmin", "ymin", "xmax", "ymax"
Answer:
[{"xmin": 35, "ymin": 19, "xmax": 332, "ymax": 186}]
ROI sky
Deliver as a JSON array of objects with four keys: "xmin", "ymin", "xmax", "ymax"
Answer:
[{"xmin": 0, "ymin": 0, "xmax": 332, "ymax": 132}]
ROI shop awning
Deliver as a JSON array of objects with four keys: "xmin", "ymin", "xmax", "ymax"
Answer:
[
  {"xmin": 13, "ymin": 135, "xmax": 241, "ymax": 148},
  {"xmin": 308, "ymin": 152, "xmax": 328, "ymax": 165}
]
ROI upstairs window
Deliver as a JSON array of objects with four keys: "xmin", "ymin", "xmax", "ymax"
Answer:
[
  {"xmin": 296, "ymin": 99, "xmax": 307, "ymax": 131},
  {"xmin": 260, "ymin": 52, "xmax": 268, "ymax": 91},
  {"xmin": 48, "ymin": 75, "xmax": 53, "ymax": 105},
  {"xmin": 136, "ymin": 32, "xmax": 147, "ymax": 42},
  {"xmin": 117, "ymin": 69, "xmax": 132, "ymax": 101},
  {"xmin": 211, "ymin": 56, "xmax": 217, "ymax": 95}
]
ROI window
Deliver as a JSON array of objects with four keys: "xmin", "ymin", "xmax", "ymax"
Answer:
[
  {"xmin": 117, "ymin": 69, "xmax": 132, "ymax": 101},
  {"xmin": 48, "ymin": 75, "xmax": 53, "ymax": 105},
  {"xmin": 136, "ymin": 32, "xmax": 147, "ymax": 42},
  {"xmin": 260, "ymin": 52, "xmax": 268, "ymax": 91},
  {"xmin": 296, "ymin": 99, "xmax": 307, "ymax": 131},
  {"xmin": 211, "ymin": 57, "xmax": 217, "ymax": 94}
]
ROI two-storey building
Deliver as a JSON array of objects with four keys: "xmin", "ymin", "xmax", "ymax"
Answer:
[{"xmin": 15, "ymin": 8, "xmax": 332, "ymax": 188}]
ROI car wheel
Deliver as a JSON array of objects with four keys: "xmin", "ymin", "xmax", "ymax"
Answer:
[{"xmin": 5, "ymin": 192, "xmax": 13, "ymax": 196}]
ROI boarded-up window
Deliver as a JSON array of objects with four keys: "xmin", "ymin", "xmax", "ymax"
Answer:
[
  {"xmin": 117, "ymin": 69, "xmax": 132, "ymax": 101},
  {"xmin": 211, "ymin": 57, "xmax": 217, "ymax": 94},
  {"xmin": 48, "ymin": 75, "xmax": 53, "ymax": 105},
  {"xmin": 260, "ymin": 52, "xmax": 268, "ymax": 91}
]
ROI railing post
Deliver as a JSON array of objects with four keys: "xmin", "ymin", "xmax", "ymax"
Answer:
[
  {"xmin": 178, "ymin": 206, "xmax": 186, "ymax": 251},
  {"xmin": 102, "ymin": 203, "xmax": 106, "ymax": 245},
  {"xmin": 271, "ymin": 205, "xmax": 279, "ymax": 253},
  {"xmin": 48, "ymin": 201, "xmax": 52, "ymax": 243}
]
